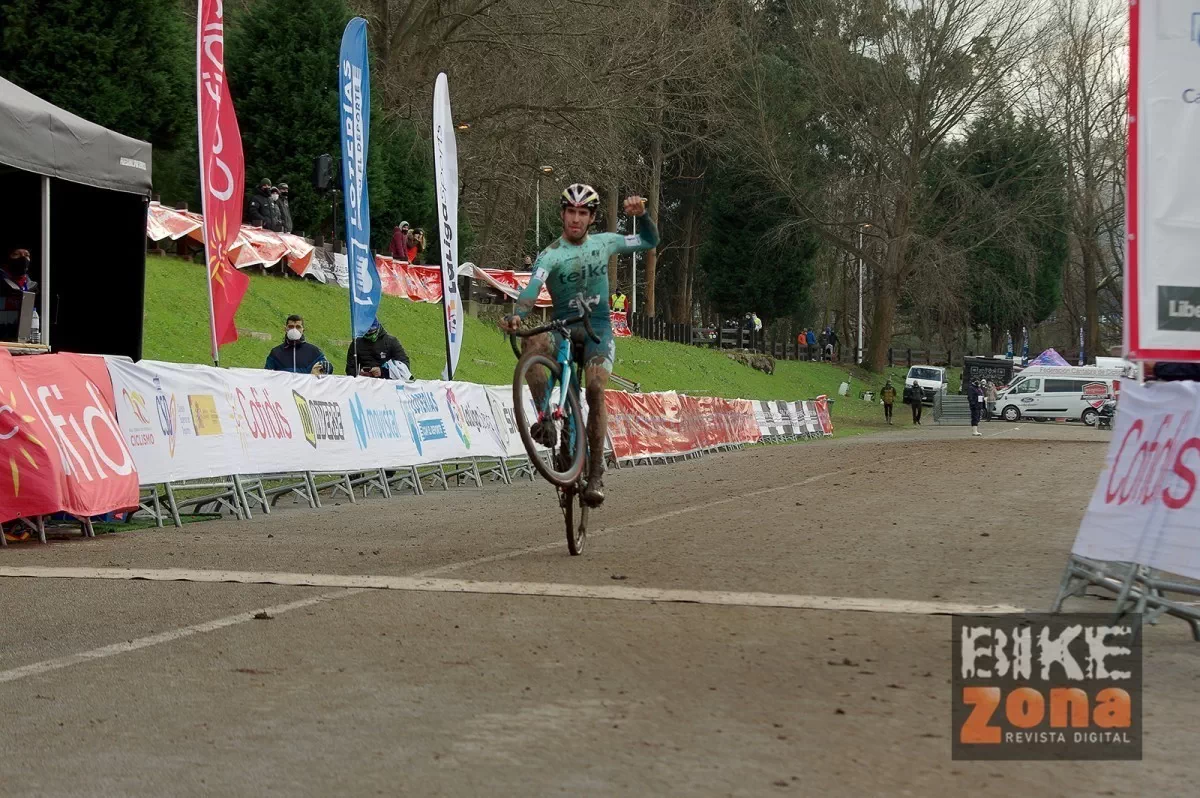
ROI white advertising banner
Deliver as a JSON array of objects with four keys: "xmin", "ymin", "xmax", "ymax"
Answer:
[
  {"xmin": 754, "ymin": 399, "xmax": 824, "ymax": 439},
  {"xmin": 433, "ymin": 72, "xmax": 465, "ymax": 378},
  {"xmin": 1072, "ymin": 381, "xmax": 1200, "ymax": 581},
  {"xmin": 1127, "ymin": 1, "xmax": 1200, "ymax": 360},
  {"xmin": 107, "ymin": 360, "xmax": 511, "ymax": 483}
]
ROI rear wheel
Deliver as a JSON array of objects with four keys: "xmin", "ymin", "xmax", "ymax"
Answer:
[
  {"xmin": 513, "ymin": 352, "xmax": 585, "ymax": 487},
  {"xmin": 1082, "ymin": 408, "xmax": 1099, "ymax": 427},
  {"xmin": 1002, "ymin": 405, "xmax": 1021, "ymax": 422}
]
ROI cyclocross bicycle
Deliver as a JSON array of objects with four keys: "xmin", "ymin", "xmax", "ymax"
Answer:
[{"xmin": 508, "ymin": 295, "xmax": 600, "ymax": 555}]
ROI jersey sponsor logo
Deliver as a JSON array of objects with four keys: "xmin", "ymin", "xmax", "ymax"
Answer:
[
  {"xmin": 624, "ymin": 234, "xmax": 640, "ymax": 246},
  {"xmin": 533, "ymin": 266, "xmax": 548, "ymax": 282}
]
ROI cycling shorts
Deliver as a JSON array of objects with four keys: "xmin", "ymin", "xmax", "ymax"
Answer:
[{"xmin": 553, "ymin": 321, "xmax": 615, "ymax": 372}]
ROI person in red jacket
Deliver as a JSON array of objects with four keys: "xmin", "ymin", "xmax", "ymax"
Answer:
[{"xmin": 389, "ymin": 222, "xmax": 410, "ymax": 261}]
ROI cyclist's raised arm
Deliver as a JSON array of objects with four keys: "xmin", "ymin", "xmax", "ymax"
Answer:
[
  {"xmin": 514, "ymin": 252, "xmax": 551, "ymax": 320},
  {"xmin": 611, "ymin": 211, "xmax": 658, "ymax": 255}
]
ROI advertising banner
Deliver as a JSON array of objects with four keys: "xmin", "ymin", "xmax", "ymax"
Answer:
[
  {"xmin": 338, "ymin": 17, "xmax": 381, "ymax": 339},
  {"xmin": 0, "ymin": 351, "xmax": 138, "ymax": 523},
  {"xmin": 1126, "ymin": 1, "xmax": 1200, "ymax": 361},
  {"xmin": 197, "ymin": 0, "xmax": 249, "ymax": 354},
  {"xmin": 433, "ymin": 72, "xmax": 464, "ymax": 378},
  {"xmin": 1072, "ymin": 380, "xmax": 1200, "ymax": 581}
]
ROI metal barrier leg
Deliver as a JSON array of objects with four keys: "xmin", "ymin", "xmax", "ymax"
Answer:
[{"xmin": 163, "ymin": 482, "xmax": 183, "ymax": 528}]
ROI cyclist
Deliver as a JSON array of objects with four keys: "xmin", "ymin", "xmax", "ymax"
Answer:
[{"xmin": 500, "ymin": 183, "xmax": 658, "ymax": 507}]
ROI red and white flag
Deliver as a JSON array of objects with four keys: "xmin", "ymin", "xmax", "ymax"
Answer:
[{"xmin": 197, "ymin": 0, "xmax": 248, "ymax": 359}]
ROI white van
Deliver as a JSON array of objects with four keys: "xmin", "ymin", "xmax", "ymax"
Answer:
[{"xmin": 990, "ymin": 365, "xmax": 1123, "ymax": 425}]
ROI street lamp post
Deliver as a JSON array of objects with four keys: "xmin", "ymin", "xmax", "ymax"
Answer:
[
  {"xmin": 631, "ymin": 216, "xmax": 638, "ymax": 314},
  {"xmin": 535, "ymin": 165, "xmax": 554, "ymax": 250}
]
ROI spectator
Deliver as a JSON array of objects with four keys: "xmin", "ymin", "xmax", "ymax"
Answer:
[
  {"xmin": 968, "ymin": 379, "xmax": 985, "ymax": 436},
  {"xmin": 389, "ymin": 223, "xmax": 409, "ymax": 261},
  {"xmin": 522, "ymin": 255, "xmax": 534, "ymax": 269},
  {"xmin": 247, "ymin": 178, "xmax": 274, "ymax": 228},
  {"xmin": 408, "ymin": 228, "xmax": 425, "ymax": 264},
  {"xmin": 611, "ymin": 290, "xmax": 627, "ymax": 312},
  {"xmin": 264, "ymin": 314, "xmax": 331, "ymax": 374},
  {"xmin": 985, "ymin": 380, "xmax": 998, "ymax": 421},
  {"xmin": 277, "ymin": 182, "xmax": 293, "ymax": 234},
  {"xmin": 396, "ymin": 222, "xmax": 415, "ymax": 260},
  {"xmin": 346, "ymin": 319, "xmax": 411, "ymax": 379},
  {"xmin": 806, "ymin": 327, "xmax": 817, "ymax": 349},
  {"xmin": 266, "ymin": 187, "xmax": 284, "ymax": 232},
  {"xmin": 0, "ymin": 248, "xmax": 38, "ymax": 341},
  {"xmin": 829, "ymin": 326, "xmax": 840, "ymax": 357},
  {"xmin": 797, "ymin": 329, "xmax": 806, "ymax": 353},
  {"xmin": 880, "ymin": 379, "xmax": 896, "ymax": 425},
  {"xmin": 910, "ymin": 379, "xmax": 923, "ymax": 425}
]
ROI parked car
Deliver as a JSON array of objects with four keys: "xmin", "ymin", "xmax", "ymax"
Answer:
[{"xmin": 902, "ymin": 365, "xmax": 947, "ymax": 405}]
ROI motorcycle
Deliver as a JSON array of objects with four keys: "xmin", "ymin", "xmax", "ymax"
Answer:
[{"xmin": 1097, "ymin": 396, "xmax": 1116, "ymax": 430}]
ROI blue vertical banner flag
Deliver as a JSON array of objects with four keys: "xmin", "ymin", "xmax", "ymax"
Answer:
[
  {"xmin": 339, "ymin": 18, "xmax": 380, "ymax": 340},
  {"xmin": 1079, "ymin": 326, "xmax": 1085, "ymax": 366},
  {"xmin": 433, "ymin": 72, "xmax": 463, "ymax": 379},
  {"xmin": 1021, "ymin": 326, "xmax": 1029, "ymax": 365},
  {"xmin": 1006, "ymin": 331, "xmax": 1013, "ymax": 359}
]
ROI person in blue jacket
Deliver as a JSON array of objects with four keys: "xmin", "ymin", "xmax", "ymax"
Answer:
[{"xmin": 265, "ymin": 314, "xmax": 331, "ymax": 375}]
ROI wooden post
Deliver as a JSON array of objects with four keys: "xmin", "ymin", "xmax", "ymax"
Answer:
[{"xmin": 907, "ymin": 348, "xmax": 912, "ymax": 367}]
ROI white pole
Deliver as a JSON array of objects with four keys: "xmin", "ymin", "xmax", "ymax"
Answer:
[
  {"xmin": 631, "ymin": 215, "xmax": 638, "ymax": 314},
  {"xmin": 857, "ymin": 227, "xmax": 863, "ymax": 365},
  {"xmin": 40, "ymin": 176, "xmax": 50, "ymax": 349},
  {"xmin": 535, "ymin": 179, "xmax": 540, "ymax": 250}
]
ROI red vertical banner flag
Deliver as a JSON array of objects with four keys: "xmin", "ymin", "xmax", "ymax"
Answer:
[{"xmin": 197, "ymin": 0, "xmax": 248, "ymax": 359}]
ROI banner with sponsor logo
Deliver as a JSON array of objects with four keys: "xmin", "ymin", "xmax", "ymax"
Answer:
[
  {"xmin": 611, "ymin": 311, "xmax": 631, "ymax": 338},
  {"xmin": 339, "ymin": 18, "xmax": 382, "ymax": 340},
  {"xmin": 1072, "ymin": 381, "xmax": 1200, "ymax": 581},
  {"xmin": 0, "ymin": 351, "xmax": 138, "ymax": 523},
  {"xmin": 197, "ymin": 0, "xmax": 249, "ymax": 355},
  {"xmin": 433, "ymin": 72, "xmax": 464, "ymax": 379},
  {"xmin": 605, "ymin": 391, "xmax": 765, "ymax": 461},
  {"xmin": 1126, "ymin": 2, "xmax": 1200, "ymax": 361}
]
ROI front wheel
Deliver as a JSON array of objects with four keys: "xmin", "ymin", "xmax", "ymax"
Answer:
[
  {"xmin": 513, "ymin": 352, "xmax": 586, "ymax": 487},
  {"xmin": 1002, "ymin": 405, "xmax": 1021, "ymax": 422}
]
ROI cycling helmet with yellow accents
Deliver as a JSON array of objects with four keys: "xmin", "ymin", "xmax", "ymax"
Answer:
[{"xmin": 561, "ymin": 183, "xmax": 600, "ymax": 212}]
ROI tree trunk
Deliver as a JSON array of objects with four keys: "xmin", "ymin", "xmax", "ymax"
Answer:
[
  {"xmin": 1082, "ymin": 238, "xmax": 1100, "ymax": 361},
  {"xmin": 607, "ymin": 185, "xmax": 619, "ymax": 290},
  {"xmin": 645, "ymin": 99, "xmax": 664, "ymax": 317}
]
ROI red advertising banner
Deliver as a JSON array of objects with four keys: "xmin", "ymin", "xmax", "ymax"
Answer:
[
  {"xmin": 612, "ymin": 311, "xmax": 631, "ymax": 338},
  {"xmin": 604, "ymin": 390, "xmax": 761, "ymax": 461},
  {"xmin": 815, "ymin": 395, "xmax": 833, "ymax": 436},
  {"xmin": 198, "ymin": 0, "xmax": 249, "ymax": 353},
  {"xmin": 0, "ymin": 351, "xmax": 139, "ymax": 523}
]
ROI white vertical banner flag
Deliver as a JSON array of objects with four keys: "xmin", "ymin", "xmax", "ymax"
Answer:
[
  {"xmin": 433, "ymin": 72, "xmax": 464, "ymax": 379},
  {"xmin": 1127, "ymin": 1, "xmax": 1200, "ymax": 361}
]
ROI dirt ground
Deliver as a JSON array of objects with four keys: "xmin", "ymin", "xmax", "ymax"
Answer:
[{"xmin": 0, "ymin": 422, "xmax": 1194, "ymax": 796}]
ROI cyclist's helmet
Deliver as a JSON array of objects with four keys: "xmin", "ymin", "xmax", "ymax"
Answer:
[{"xmin": 561, "ymin": 183, "xmax": 600, "ymax": 213}]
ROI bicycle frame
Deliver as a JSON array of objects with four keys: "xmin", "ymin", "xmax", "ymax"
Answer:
[{"xmin": 537, "ymin": 333, "xmax": 584, "ymax": 464}]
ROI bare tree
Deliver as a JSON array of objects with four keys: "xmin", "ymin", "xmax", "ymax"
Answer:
[{"xmin": 738, "ymin": 0, "xmax": 1041, "ymax": 370}]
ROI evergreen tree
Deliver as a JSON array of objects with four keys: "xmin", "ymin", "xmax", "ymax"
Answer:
[
  {"xmin": 699, "ymin": 168, "xmax": 819, "ymax": 323},
  {"xmin": 0, "ymin": 0, "xmax": 193, "ymax": 201}
]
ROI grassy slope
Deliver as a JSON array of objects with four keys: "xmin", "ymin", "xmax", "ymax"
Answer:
[{"xmin": 143, "ymin": 255, "xmax": 957, "ymax": 436}]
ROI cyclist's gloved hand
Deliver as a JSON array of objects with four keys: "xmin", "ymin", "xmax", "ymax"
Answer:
[{"xmin": 499, "ymin": 314, "xmax": 522, "ymax": 333}]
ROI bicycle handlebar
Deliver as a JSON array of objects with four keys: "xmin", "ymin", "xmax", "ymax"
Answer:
[{"xmin": 507, "ymin": 295, "xmax": 602, "ymax": 359}]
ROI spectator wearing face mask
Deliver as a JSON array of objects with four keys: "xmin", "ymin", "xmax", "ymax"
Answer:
[
  {"xmin": 266, "ymin": 187, "xmax": 285, "ymax": 232},
  {"xmin": 346, "ymin": 319, "xmax": 411, "ymax": 379},
  {"xmin": 277, "ymin": 182, "xmax": 293, "ymax": 234},
  {"xmin": 0, "ymin": 248, "xmax": 38, "ymax": 340},
  {"xmin": 248, "ymin": 178, "xmax": 274, "ymax": 228},
  {"xmin": 264, "ymin": 314, "xmax": 331, "ymax": 374}
]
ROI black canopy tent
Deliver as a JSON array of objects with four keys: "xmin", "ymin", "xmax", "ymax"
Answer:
[{"xmin": 0, "ymin": 75, "xmax": 152, "ymax": 359}]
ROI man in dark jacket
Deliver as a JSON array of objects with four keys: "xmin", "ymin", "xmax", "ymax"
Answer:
[
  {"xmin": 967, "ymin": 380, "xmax": 984, "ymax": 436},
  {"xmin": 277, "ymin": 182, "xmax": 294, "ymax": 234},
  {"xmin": 265, "ymin": 315, "xmax": 331, "ymax": 374},
  {"xmin": 910, "ymin": 380, "xmax": 923, "ymax": 425},
  {"xmin": 346, "ymin": 320, "xmax": 411, "ymax": 378},
  {"xmin": 247, "ymin": 178, "xmax": 275, "ymax": 228}
]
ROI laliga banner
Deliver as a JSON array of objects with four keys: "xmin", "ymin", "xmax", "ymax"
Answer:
[
  {"xmin": 1126, "ymin": 2, "xmax": 1200, "ymax": 361},
  {"xmin": 0, "ymin": 351, "xmax": 138, "ymax": 523},
  {"xmin": 339, "ymin": 18, "xmax": 382, "ymax": 339},
  {"xmin": 433, "ymin": 72, "xmax": 464, "ymax": 379},
  {"xmin": 1072, "ymin": 381, "xmax": 1200, "ymax": 580},
  {"xmin": 197, "ymin": 0, "xmax": 249, "ymax": 355}
]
